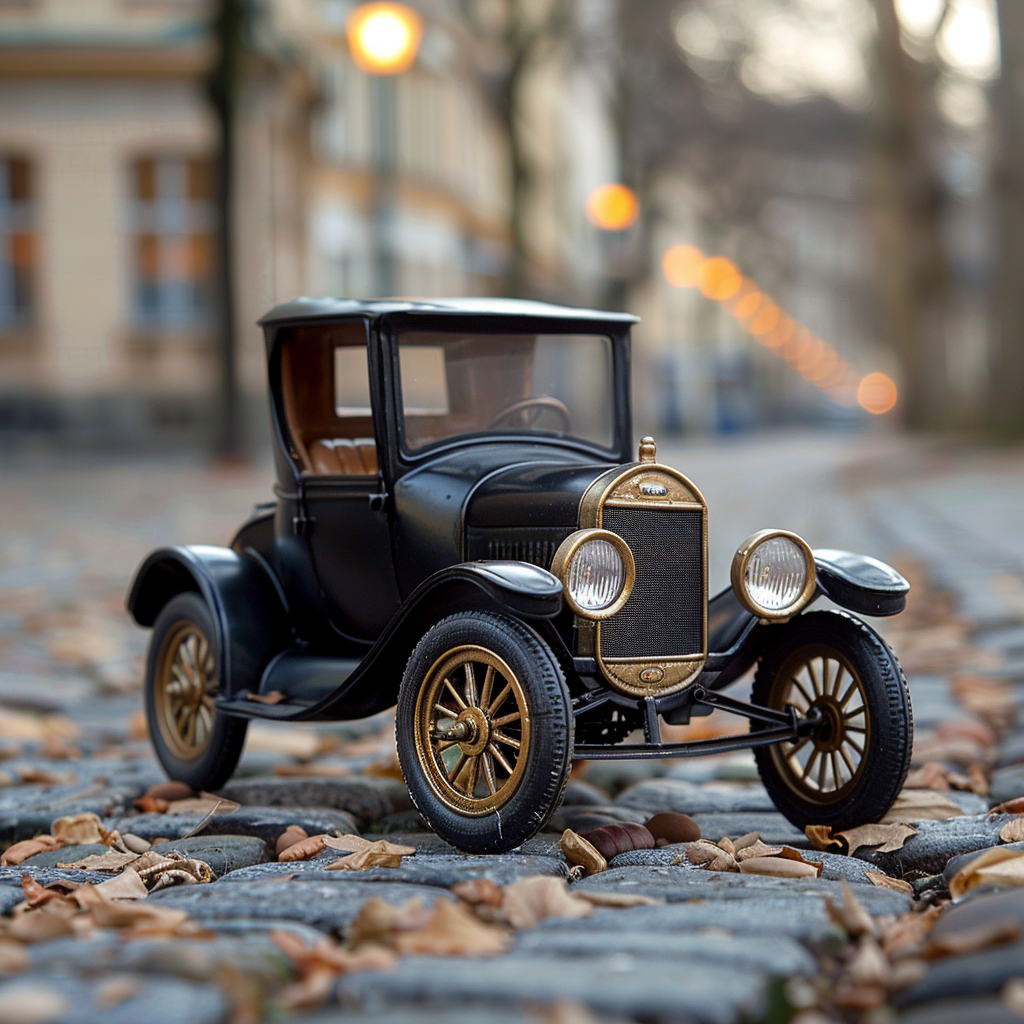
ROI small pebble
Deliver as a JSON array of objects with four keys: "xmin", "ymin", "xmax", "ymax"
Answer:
[{"xmin": 121, "ymin": 833, "xmax": 151, "ymax": 854}]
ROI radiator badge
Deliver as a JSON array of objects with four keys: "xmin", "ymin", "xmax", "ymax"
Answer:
[
  {"xmin": 639, "ymin": 481, "xmax": 668, "ymax": 497},
  {"xmin": 639, "ymin": 666, "xmax": 665, "ymax": 684}
]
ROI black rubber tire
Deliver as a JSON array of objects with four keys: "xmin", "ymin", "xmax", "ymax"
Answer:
[
  {"xmin": 396, "ymin": 611, "xmax": 573, "ymax": 854},
  {"xmin": 751, "ymin": 609, "xmax": 913, "ymax": 831},
  {"xmin": 145, "ymin": 592, "xmax": 248, "ymax": 792}
]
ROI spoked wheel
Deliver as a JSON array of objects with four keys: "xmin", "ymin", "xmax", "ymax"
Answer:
[
  {"xmin": 397, "ymin": 612, "xmax": 572, "ymax": 853},
  {"xmin": 145, "ymin": 592, "xmax": 248, "ymax": 791},
  {"xmin": 751, "ymin": 610, "xmax": 913, "ymax": 831}
]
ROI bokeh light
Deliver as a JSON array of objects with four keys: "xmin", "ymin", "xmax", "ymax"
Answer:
[
  {"xmin": 347, "ymin": 2, "xmax": 423, "ymax": 75},
  {"xmin": 662, "ymin": 244, "xmax": 704, "ymax": 287},
  {"xmin": 749, "ymin": 302, "xmax": 782, "ymax": 336},
  {"xmin": 697, "ymin": 256, "xmax": 742, "ymax": 300},
  {"xmin": 857, "ymin": 372, "xmax": 899, "ymax": 415},
  {"xmin": 585, "ymin": 184, "xmax": 639, "ymax": 231}
]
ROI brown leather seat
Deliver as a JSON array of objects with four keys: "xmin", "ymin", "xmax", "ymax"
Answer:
[{"xmin": 306, "ymin": 438, "xmax": 378, "ymax": 476}]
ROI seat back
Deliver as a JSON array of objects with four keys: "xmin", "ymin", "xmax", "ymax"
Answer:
[{"xmin": 306, "ymin": 438, "xmax": 378, "ymax": 476}]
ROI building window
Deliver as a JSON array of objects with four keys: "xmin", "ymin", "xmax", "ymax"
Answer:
[
  {"xmin": 0, "ymin": 156, "xmax": 35, "ymax": 330},
  {"xmin": 130, "ymin": 157, "xmax": 214, "ymax": 330}
]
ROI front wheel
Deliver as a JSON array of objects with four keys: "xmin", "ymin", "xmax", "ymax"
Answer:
[
  {"xmin": 751, "ymin": 610, "xmax": 913, "ymax": 831},
  {"xmin": 145, "ymin": 592, "xmax": 248, "ymax": 792},
  {"xmin": 396, "ymin": 612, "xmax": 573, "ymax": 854}
]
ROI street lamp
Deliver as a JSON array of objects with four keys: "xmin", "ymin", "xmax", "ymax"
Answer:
[{"xmin": 346, "ymin": 2, "xmax": 423, "ymax": 296}]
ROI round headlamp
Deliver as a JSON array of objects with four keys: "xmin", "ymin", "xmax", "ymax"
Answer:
[
  {"xmin": 551, "ymin": 529, "xmax": 635, "ymax": 620},
  {"xmin": 731, "ymin": 529, "xmax": 816, "ymax": 619}
]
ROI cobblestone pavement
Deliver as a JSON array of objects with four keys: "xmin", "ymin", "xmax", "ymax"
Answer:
[{"xmin": 1, "ymin": 432, "xmax": 1023, "ymax": 1024}]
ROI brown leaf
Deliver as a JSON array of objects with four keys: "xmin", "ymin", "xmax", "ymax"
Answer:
[
  {"xmin": 881, "ymin": 914, "xmax": 928, "ymax": 958},
  {"xmin": 732, "ymin": 831, "xmax": 760, "ymax": 852},
  {"xmin": 836, "ymin": 822, "xmax": 918, "ymax": 855},
  {"xmin": 51, "ymin": 812, "xmax": 105, "ymax": 846},
  {"xmin": 279, "ymin": 835, "xmax": 326, "ymax": 862},
  {"xmin": 364, "ymin": 756, "xmax": 405, "ymax": 781},
  {"xmin": 573, "ymin": 891, "xmax": 663, "ymax": 908},
  {"xmin": 1000, "ymin": 817, "xmax": 1024, "ymax": 843},
  {"xmin": 276, "ymin": 825, "xmax": 310, "ymax": 858},
  {"xmin": 739, "ymin": 856, "xmax": 819, "ymax": 878},
  {"xmin": 558, "ymin": 829, "xmax": 606, "ymax": 876},
  {"xmin": 133, "ymin": 796, "xmax": 169, "ymax": 814},
  {"xmin": 94, "ymin": 975, "xmax": 144, "ymax": 1008},
  {"xmin": 86, "ymin": 901, "xmax": 193, "ymax": 935},
  {"xmin": 500, "ymin": 876, "xmax": 593, "ymax": 929},
  {"xmin": 865, "ymin": 871, "xmax": 914, "ymax": 896},
  {"xmin": 451, "ymin": 878, "xmax": 503, "ymax": 908},
  {"xmin": 847, "ymin": 937, "xmax": 892, "ymax": 988},
  {"xmin": 19, "ymin": 875, "xmax": 67, "ymax": 909},
  {"xmin": 0, "ymin": 984, "xmax": 70, "ymax": 1022},
  {"xmin": 165, "ymin": 793, "xmax": 240, "ymax": 816},
  {"xmin": 57, "ymin": 850, "xmax": 139, "ymax": 872},
  {"xmin": 246, "ymin": 690, "xmax": 286, "ymax": 704},
  {"xmin": 717, "ymin": 836, "xmax": 736, "ymax": 856},
  {"xmin": 684, "ymin": 840, "xmax": 737, "ymax": 872},
  {"xmin": 735, "ymin": 840, "xmax": 784, "ymax": 862},
  {"xmin": 992, "ymin": 796, "xmax": 1024, "ymax": 815},
  {"xmin": 905, "ymin": 762, "xmax": 951, "ymax": 791},
  {"xmin": 392, "ymin": 899, "xmax": 510, "ymax": 956},
  {"xmin": 949, "ymin": 847, "xmax": 1024, "ymax": 898},
  {"xmin": 16, "ymin": 767, "xmax": 75, "ymax": 786},
  {"xmin": 804, "ymin": 825, "xmax": 839, "ymax": 852},
  {"xmin": 1, "ymin": 836, "xmax": 61, "ymax": 867},
  {"xmin": 348, "ymin": 897, "xmax": 432, "ymax": 950},
  {"xmin": 924, "ymin": 918, "xmax": 1021, "ymax": 959},
  {"xmin": 323, "ymin": 834, "xmax": 415, "ymax": 857},
  {"xmin": 883, "ymin": 789, "xmax": 964, "ymax": 822},
  {"xmin": 825, "ymin": 880, "xmax": 877, "ymax": 938},
  {"xmin": 0, "ymin": 937, "xmax": 31, "ymax": 974},
  {"xmin": 325, "ymin": 841, "xmax": 409, "ymax": 871}
]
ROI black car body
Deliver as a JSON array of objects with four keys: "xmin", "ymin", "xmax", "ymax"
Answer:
[{"xmin": 129, "ymin": 298, "xmax": 914, "ymax": 853}]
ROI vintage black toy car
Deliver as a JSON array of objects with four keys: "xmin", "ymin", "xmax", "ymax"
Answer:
[{"xmin": 128, "ymin": 298, "xmax": 914, "ymax": 853}]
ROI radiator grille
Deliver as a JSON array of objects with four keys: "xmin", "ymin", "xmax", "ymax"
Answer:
[{"xmin": 599, "ymin": 505, "xmax": 704, "ymax": 660}]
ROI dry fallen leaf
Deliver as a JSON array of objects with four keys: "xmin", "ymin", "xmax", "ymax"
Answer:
[
  {"xmin": 73, "ymin": 869, "xmax": 149, "ymax": 905},
  {"xmin": 16, "ymin": 766, "xmax": 75, "ymax": 786},
  {"xmin": 559, "ymin": 829, "xmax": 607, "ymax": 876},
  {"xmin": 348, "ymin": 897, "xmax": 433, "ymax": 950},
  {"xmin": 924, "ymin": 918, "xmax": 1021, "ymax": 959},
  {"xmin": 847, "ymin": 936, "xmax": 891, "ymax": 988},
  {"xmin": 949, "ymin": 847, "xmax": 1024, "ymax": 898},
  {"xmin": 732, "ymin": 832, "xmax": 760, "ymax": 852},
  {"xmin": 133, "ymin": 796, "xmax": 168, "ymax": 814},
  {"xmin": 1, "ymin": 836, "xmax": 62, "ymax": 867},
  {"xmin": 804, "ymin": 825, "xmax": 836, "ymax": 851},
  {"xmin": 685, "ymin": 840, "xmax": 737, "ymax": 872},
  {"xmin": 57, "ymin": 850, "xmax": 139, "ymax": 872},
  {"xmin": 0, "ymin": 984, "xmax": 70, "ymax": 1023},
  {"xmin": 905, "ymin": 762, "xmax": 952, "ymax": 791},
  {"xmin": 883, "ymin": 789, "xmax": 964, "ymax": 823},
  {"xmin": 94, "ymin": 975, "xmax": 145, "ymax": 1008},
  {"xmin": 735, "ymin": 840, "xmax": 784, "ymax": 862},
  {"xmin": 881, "ymin": 913, "xmax": 928, "ymax": 958},
  {"xmin": 573, "ymin": 891, "xmax": 663, "ymax": 908},
  {"xmin": 500, "ymin": 876, "xmax": 593, "ymax": 929},
  {"xmin": 451, "ymin": 878, "xmax": 503, "ymax": 908},
  {"xmin": 0, "ymin": 937, "xmax": 30, "ymax": 974},
  {"xmin": 834, "ymin": 822, "xmax": 918, "ymax": 856},
  {"xmin": 279, "ymin": 835, "xmax": 326, "ymax": 862},
  {"xmin": 165, "ymin": 793, "xmax": 240, "ymax": 816},
  {"xmin": 393, "ymin": 898, "xmax": 510, "ymax": 956},
  {"xmin": 323, "ymin": 834, "xmax": 415, "ymax": 857},
  {"xmin": 325, "ymin": 840, "xmax": 412, "ymax": 871},
  {"xmin": 1000, "ymin": 817, "xmax": 1024, "ymax": 843},
  {"xmin": 992, "ymin": 796, "xmax": 1024, "ymax": 815},
  {"xmin": 51, "ymin": 812, "xmax": 105, "ymax": 846},
  {"xmin": 825, "ymin": 881, "xmax": 877, "ymax": 938},
  {"xmin": 864, "ymin": 871, "xmax": 914, "ymax": 896},
  {"xmin": 738, "ymin": 856, "xmax": 819, "ymax": 879}
]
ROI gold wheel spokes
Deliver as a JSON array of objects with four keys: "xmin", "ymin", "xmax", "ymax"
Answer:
[
  {"xmin": 414, "ymin": 645, "xmax": 531, "ymax": 816},
  {"xmin": 771, "ymin": 647, "xmax": 870, "ymax": 805},
  {"xmin": 155, "ymin": 621, "xmax": 219, "ymax": 760}
]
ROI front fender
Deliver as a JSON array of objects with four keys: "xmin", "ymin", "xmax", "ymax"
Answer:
[
  {"xmin": 127, "ymin": 546, "xmax": 290, "ymax": 698},
  {"xmin": 813, "ymin": 549, "xmax": 909, "ymax": 617}
]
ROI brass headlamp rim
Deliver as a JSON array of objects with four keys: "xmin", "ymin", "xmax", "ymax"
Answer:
[
  {"xmin": 551, "ymin": 528, "xmax": 636, "ymax": 620},
  {"xmin": 730, "ymin": 528, "xmax": 817, "ymax": 620}
]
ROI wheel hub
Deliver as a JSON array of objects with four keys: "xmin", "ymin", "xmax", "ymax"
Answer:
[{"xmin": 808, "ymin": 696, "xmax": 845, "ymax": 752}]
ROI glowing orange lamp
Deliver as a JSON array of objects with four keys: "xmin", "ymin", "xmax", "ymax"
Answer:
[
  {"xmin": 586, "ymin": 184, "xmax": 639, "ymax": 231},
  {"xmin": 347, "ymin": 2, "xmax": 424, "ymax": 74}
]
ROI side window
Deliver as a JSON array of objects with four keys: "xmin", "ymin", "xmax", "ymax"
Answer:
[{"xmin": 279, "ymin": 323, "xmax": 379, "ymax": 477}]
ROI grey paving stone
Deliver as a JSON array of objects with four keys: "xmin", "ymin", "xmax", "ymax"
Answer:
[
  {"xmin": 940, "ymin": 791, "xmax": 992, "ymax": 816},
  {"xmin": 989, "ymin": 765, "xmax": 1024, "ymax": 805},
  {"xmin": 896, "ymin": 947, "xmax": 1024, "ymax": 1007},
  {"xmin": 150, "ymin": 835, "xmax": 270, "ymax": 876},
  {"xmin": 513, "ymin": 927, "xmax": 817, "ymax": 977},
  {"xmin": 105, "ymin": 806, "xmax": 360, "ymax": 845},
  {"xmin": 21, "ymin": 843, "xmax": 109, "ymax": 868},
  {"xmin": 547, "ymin": 805, "xmax": 645, "ymax": 834},
  {"xmin": 0, "ymin": 671, "xmax": 95, "ymax": 711},
  {"xmin": 561, "ymin": 779, "xmax": 613, "ymax": 805},
  {"xmin": 373, "ymin": 831, "xmax": 563, "ymax": 859},
  {"xmin": 615, "ymin": 778, "xmax": 774, "ymax": 815},
  {"xmin": 929, "ymin": 887, "xmax": 1024, "ymax": 935},
  {"xmin": 221, "ymin": 852, "xmax": 568, "ymax": 886},
  {"xmin": 0, "ymin": 975, "xmax": 226, "ymax": 1024},
  {"xmin": 335, "ymin": 952, "xmax": 766, "ymax": 1023},
  {"xmin": 576, "ymin": 761, "xmax": 669, "ymax": 796},
  {"xmin": 688, "ymin": 812, "xmax": 809, "ymax": 847},
  {"xmin": 854, "ymin": 815, "xmax": 1011, "ymax": 876},
  {"xmin": 369, "ymin": 809, "xmax": 429, "ymax": 833},
  {"xmin": 0, "ymin": 866, "xmax": 113, "ymax": 888},
  {"xmin": 665, "ymin": 752, "xmax": 760, "ymax": 784},
  {"xmin": 300, "ymin": 1011, "xmax": 548, "ymax": 1024},
  {"xmin": 570, "ymin": 865, "xmax": 911, "ymax": 917},
  {"xmin": 995, "ymin": 731, "xmax": 1024, "ymax": 768},
  {"xmin": 216, "ymin": 777, "xmax": 412, "ymax": 827},
  {"xmin": 902, "ymin": 675, "xmax": 971, "ymax": 729},
  {"xmin": 148, "ymin": 877, "xmax": 453, "ymax": 933},
  {"xmin": 0, "ymin": 884, "xmax": 24, "ymax": 913}
]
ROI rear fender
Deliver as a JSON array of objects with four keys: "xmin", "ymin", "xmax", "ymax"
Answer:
[{"xmin": 126, "ymin": 546, "xmax": 290, "ymax": 699}]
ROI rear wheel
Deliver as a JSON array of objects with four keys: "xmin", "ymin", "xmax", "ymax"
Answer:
[
  {"xmin": 752, "ymin": 610, "xmax": 912, "ymax": 831},
  {"xmin": 396, "ymin": 612, "xmax": 573, "ymax": 853},
  {"xmin": 145, "ymin": 592, "xmax": 248, "ymax": 791}
]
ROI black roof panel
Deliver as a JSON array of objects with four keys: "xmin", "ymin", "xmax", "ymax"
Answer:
[{"xmin": 258, "ymin": 296, "xmax": 640, "ymax": 327}]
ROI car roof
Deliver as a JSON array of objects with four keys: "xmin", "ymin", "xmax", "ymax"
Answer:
[{"xmin": 258, "ymin": 296, "xmax": 640, "ymax": 327}]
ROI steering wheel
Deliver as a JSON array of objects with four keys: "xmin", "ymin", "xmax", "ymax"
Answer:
[{"xmin": 488, "ymin": 396, "xmax": 572, "ymax": 433}]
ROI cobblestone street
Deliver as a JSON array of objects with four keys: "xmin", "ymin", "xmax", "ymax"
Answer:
[{"xmin": 1, "ymin": 431, "xmax": 1023, "ymax": 1024}]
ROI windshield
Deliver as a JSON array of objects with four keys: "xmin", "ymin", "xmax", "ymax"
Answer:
[{"xmin": 396, "ymin": 330, "xmax": 615, "ymax": 453}]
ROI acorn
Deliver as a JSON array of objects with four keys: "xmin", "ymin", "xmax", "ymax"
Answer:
[
  {"xmin": 644, "ymin": 812, "xmax": 701, "ymax": 846},
  {"xmin": 580, "ymin": 822, "xmax": 655, "ymax": 860}
]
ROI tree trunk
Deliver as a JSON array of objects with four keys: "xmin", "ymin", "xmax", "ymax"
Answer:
[
  {"xmin": 866, "ymin": 0, "xmax": 949, "ymax": 429},
  {"xmin": 208, "ymin": 0, "xmax": 244, "ymax": 458},
  {"xmin": 991, "ymin": 1, "xmax": 1024, "ymax": 435}
]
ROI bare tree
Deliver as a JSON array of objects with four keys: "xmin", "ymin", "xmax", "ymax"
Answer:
[{"xmin": 991, "ymin": 0, "xmax": 1024, "ymax": 436}]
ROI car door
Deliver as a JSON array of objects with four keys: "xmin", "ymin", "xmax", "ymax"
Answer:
[{"xmin": 278, "ymin": 321, "xmax": 402, "ymax": 642}]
